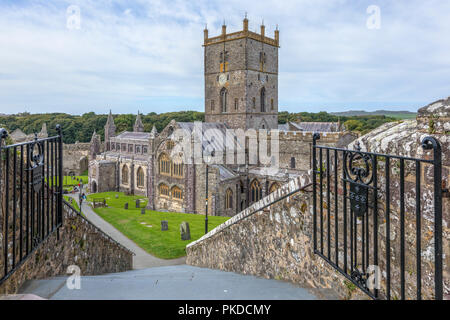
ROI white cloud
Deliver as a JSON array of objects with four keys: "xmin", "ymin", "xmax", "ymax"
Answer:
[{"xmin": 0, "ymin": 0, "xmax": 449, "ymax": 114}]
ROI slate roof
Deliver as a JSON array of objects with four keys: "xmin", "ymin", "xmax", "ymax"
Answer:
[
  {"xmin": 289, "ymin": 122, "xmax": 340, "ymax": 132},
  {"xmin": 211, "ymin": 164, "xmax": 239, "ymax": 181},
  {"xmin": 176, "ymin": 122, "xmax": 243, "ymax": 152},
  {"xmin": 114, "ymin": 131, "xmax": 151, "ymax": 140}
]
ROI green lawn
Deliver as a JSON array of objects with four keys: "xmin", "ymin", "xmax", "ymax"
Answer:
[
  {"xmin": 86, "ymin": 192, "xmax": 230, "ymax": 259},
  {"xmin": 47, "ymin": 175, "xmax": 88, "ymax": 187}
]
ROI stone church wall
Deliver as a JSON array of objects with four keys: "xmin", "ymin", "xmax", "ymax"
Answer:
[{"xmin": 0, "ymin": 202, "xmax": 133, "ymax": 294}]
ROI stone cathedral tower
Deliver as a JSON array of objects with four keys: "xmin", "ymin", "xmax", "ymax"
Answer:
[{"xmin": 204, "ymin": 17, "xmax": 279, "ymax": 130}]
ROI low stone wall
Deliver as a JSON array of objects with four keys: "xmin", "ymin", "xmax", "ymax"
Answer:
[
  {"xmin": 186, "ymin": 174, "xmax": 367, "ymax": 300},
  {"xmin": 0, "ymin": 202, "xmax": 133, "ymax": 294}
]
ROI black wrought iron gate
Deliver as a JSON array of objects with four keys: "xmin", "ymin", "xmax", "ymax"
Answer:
[
  {"xmin": 0, "ymin": 125, "xmax": 63, "ymax": 286},
  {"xmin": 312, "ymin": 133, "xmax": 443, "ymax": 300}
]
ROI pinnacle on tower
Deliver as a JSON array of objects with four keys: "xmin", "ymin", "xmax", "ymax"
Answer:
[
  {"xmin": 106, "ymin": 109, "xmax": 115, "ymax": 126},
  {"xmin": 150, "ymin": 125, "xmax": 158, "ymax": 138},
  {"xmin": 134, "ymin": 111, "xmax": 144, "ymax": 133},
  {"xmin": 104, "ymin": 109, "xmax": 116, "ymax": 151},
  {"xmin": 243, "ymin": 13, "xmax": 249, "ymax": 31}
]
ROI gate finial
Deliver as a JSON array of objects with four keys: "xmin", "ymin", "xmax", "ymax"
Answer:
[
  {"xmin": 312, "ymin": 132, "xmax": 320, "ymax": 144},
  {"xmin": 0, "ymin": 128, "xmax": 7, "ymax": 140}
]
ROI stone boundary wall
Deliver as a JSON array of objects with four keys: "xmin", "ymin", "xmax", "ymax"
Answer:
[
  {"xmin": 186, "ymin": 173, "xmax": 368, "ymax": 300},
  {"xmin": 0, "ymin": 201, "xmax": 133, "ymax": 294}
]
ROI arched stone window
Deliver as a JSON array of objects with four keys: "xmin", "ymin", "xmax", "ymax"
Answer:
[
  {"xmin": 171, "ymin": 186, "xmax": 183, "ymax": 200},
  {"xmin": 172, "ymin": 161, "xmax": 183, "ymax": 178},
  {"xmin": 269, "ymin": 182, "xmax": 281, "ymax": 194},
  {"xmin": 225, "ymin": 188, "xmax": 233, "ymax": 209},
  {"xmin": 159, "ymin": 184, "xmax": 169, "ymax": 197},
  {"xmin": 234, "ymin": 98, "xmax": 238, "ymax": 110},
  {"xmin": 250, "ymin": 179, "xmax": 262, "ymax": 203},
  {"xmin": 220, "ymin": 87, "xmax": 227, "ymax": 113},
  {"xmin": 137, "ymin": 167, "xmax": 145, "ymax": 187},
  {"xmin": 271, "ymin": 99, "xmax": 274, "ymax": 110},
  {"xmin": 260, "ymin": 87, "xmax": 266, "ymax": 112},
  {"xmin": 159, "ymin": 153, "xmax": 171, "ymax": 176},
  {"xmin": 290, "ymin": 157, "xmax": 296, "ymax": 169},
  {"xmin": 122, "ymin": 165, "xmax": 129, "ymax": 185}
]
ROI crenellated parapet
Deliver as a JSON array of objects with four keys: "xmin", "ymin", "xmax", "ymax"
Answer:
[{"xmin": 204, "ymin": 17, "xmax": 279, "ymax": 48}]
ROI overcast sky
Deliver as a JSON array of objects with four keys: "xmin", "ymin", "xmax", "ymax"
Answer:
[{"xmin": 0, "ymin": 0, "xmax": 449, "ymax": 115}]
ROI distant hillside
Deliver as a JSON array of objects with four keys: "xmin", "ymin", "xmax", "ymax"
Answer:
[
  {"xmin": 331, "ymin": 110, "xmax": 416, "ymax": 119},
  {"xmin": 0, "ymin": 110, "xmax": 399, "ymax": 144}
]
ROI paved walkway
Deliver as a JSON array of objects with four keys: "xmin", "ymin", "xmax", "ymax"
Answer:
[
  {"xmin": 19, "ymin": 265, "xmax": 333, "ymax": 300},
  {"xmin": 66, "ymin": 193, "xmax": 185, "ymax": 269}
]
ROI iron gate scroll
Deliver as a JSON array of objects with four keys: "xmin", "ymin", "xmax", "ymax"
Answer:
[
  {"xmin": 312, "ymin": 133, "xmax": 443, "ymax": 300},
  {"xmin": 0, "ymin": 125, "xmax": 63, "ymax": 286}
]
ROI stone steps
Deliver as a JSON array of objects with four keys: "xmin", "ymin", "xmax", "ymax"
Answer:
[{"xmin": 17, "ymin": 265, "xmax": 339, "ymax": 300}]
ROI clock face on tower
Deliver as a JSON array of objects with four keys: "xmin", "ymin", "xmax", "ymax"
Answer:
[{"xmin": 218, "ymin": 73, "xmax": 227, "ymax": 86}]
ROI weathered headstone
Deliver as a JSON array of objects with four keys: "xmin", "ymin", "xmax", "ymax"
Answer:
[
  {"xmin": 115, "ymin": 194, "xmax": 119, "ymax": 199},
  {"xmin": 161, "ymin": 220, "xmax": 168, "ymax": 231},
  {"xmin": 141, "ymin": 208, "xmax": 145, "ymax": 215},
  {"xmin": 180, "ymin": 222, "xmax": 191, "ymax": 241},
  {"xmin": 124, "ymin": 203, "xmax": 128, "ymax": 210},
  {"xmin": 136, "ymin": 199, "xmax": 140, "ymax": 208}
]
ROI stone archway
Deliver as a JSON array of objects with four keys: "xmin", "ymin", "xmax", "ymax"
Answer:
[{"xmin": 91, "ymin": 180, "xmax": 97, "ymax": 193}]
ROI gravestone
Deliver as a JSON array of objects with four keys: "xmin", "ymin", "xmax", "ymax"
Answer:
[
  {"xmin": 115, "ymin": 194, "xmax": 119, "ymax": 199},
  {"xmin": 136, "ymin": 199, "xmax": 140, "ymax": 208},
  {"xmin": 161, "ymin": 220, "xmax": 168, "ymax": 231},
  {"xmin": 141, "ymin": 208, "xmax": 145, "ymax": 215},
  {"xmin": 124, "ymin": 203, "xmax": 128, "ymax": 210},
  {"xmin": 180, "ymin": 222, "xmax": 191, "ymax": 241}
]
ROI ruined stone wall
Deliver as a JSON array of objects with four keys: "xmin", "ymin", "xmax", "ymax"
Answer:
[
  {"xmin": 89, "ymin": 160, "xmax": 116, "ymax": 193},
  {"xmin": 63, "ymin": 143, "xmax": 91, "ymax": 175},
  {"xmin": 0, "ymin": 202, "xmax": 133, "ymax": 294}
]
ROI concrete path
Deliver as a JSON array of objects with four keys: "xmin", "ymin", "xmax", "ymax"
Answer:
[
  {"xmin": 19, "ymin": 265, "xmax": 331, "ymax": 300},
  {"xmin": 66, "ymin": 193, "xmax": 185, "ymax": 269}
]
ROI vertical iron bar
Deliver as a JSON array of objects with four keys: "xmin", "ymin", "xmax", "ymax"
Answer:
[
  {"xmin": 353, "ymin": 207, "xmax": 357, "ymax": 273},
  {"xmin": 57, "ymin": 125, "xmax": 63, "ymax": 227},
  {"xmin": 12, "ymin": 147, "xmax": 17, "ymax": 268},
  {"xmin": 31, "ymin": 146, "xmax": 34, "ymax": 250},
  {"xmin": 343, "ymin": 151, "xmax": 348, "ymax": 273},
  {"xmin": 320, "ymin": 148, "xmax": 323, "ymax": 254},
  {"xmin": 4, "ymin": 148, "xmax": 9, "ymax": 276},
  {"xmin": 373, "ymin": 155, "xmax": 378, "ymax": 298},
  {"xmin": 421, "ymin": 137, "xmax": 442, "ymax": 300},
  {"xmin": 26, "ymin": 144, "xmax": 30, "ymax": 254},
  {"xmin": 385, "ymin": 157, "xmax": 391, "ymax": 300},
  {"xmin": 312, "ymin": 133, "xmax": 319, "ymax": 252},
  {"xmin": 51, "ymin": 140, "xmax": 54, "ymax": 230},
  {"xmin": 415, "ymin": 160, "xmax": 421, "ymax": 300},
  {"xmin": 46, "ymin": 140, "xmax": 49, "ymax": 236},
  {"xmin": 41, "ymin": 141, "xmax": 45, "ymax": 240},
  {"xmin": 326, "ymin": 149, "xmax": 331, "ymax": 259},
  {"xmin": 334, "ymin": 149, "xmax": 339, "ymax": 266},
  {"xmin": 400, "ymin": 158, "xmax": 405, "ymax": 300},
  {"xmin": 362, "ymin": 204, "xmax": 365, "ymax": 273},
  {"xmin": 20, "ymin": 145, "xmax": 23, "ymax": 260}
]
